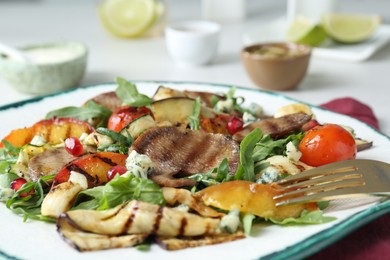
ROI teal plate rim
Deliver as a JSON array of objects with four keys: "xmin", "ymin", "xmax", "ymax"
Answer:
[{"xmin": 0, "ymin": 80, "xmax": 389, "ymax": 260}]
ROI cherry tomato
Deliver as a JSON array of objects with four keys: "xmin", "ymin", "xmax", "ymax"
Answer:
[
  {"xmin": 107, "ymin": 165, "xmax": 128, "ymax": 181},
  {"xmin": 298, "ymin": 124, "xmax": 356, "ymax": 167},
  {"xmin": 65, "ymin": 137, "xmax": 84, "ymax": 156},
  {"xmin": 227, "ymin": 116, "xmax": 244, "ymax": 135},
  {"xmin": 107, "ymin": 106, "xmax": 153, "ymax": 132}
]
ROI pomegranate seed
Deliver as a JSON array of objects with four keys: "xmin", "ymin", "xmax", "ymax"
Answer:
[
  {"xmin": 65, "ymin": 137, "xmax": 84, "ymax": 156},
  {"xmin": 107, "ymin": 165, "xmax": 128, "ymax": 181},
  {"xmin": 227, "ymin": 117, "xmax": 244, "ymax": 135},
  {"xmin": 302, "ymin": 120, "xmax": 321, "ymax": 132},
  {"xmin": 10, "ymin": 178, "xmax": 34, "ymax": 198}
]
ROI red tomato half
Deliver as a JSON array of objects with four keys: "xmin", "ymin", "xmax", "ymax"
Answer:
[
  {"xmin": 107, "ymin": 106, "xmax": 153, "ymax": 132},
  {"xmin": 298, "ymin": 124, "xmax": 357, "ymax": 167}
]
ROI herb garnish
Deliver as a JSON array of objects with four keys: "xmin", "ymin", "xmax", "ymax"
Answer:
[
  {"xmin": 72, "ymin": 174, "xmax": 165, "ymax": 211},
  {"xmin": 115, "ymin": 77, "xmax": 152, "ymax": 107},
  {"xmin": 45, "ymin": 101, "xmax": 112, "ymax": 127},
  {"xmin": 95, "ymin": 127, "xmax": 134, "ymax": 154},
  {"xmin": 188, "ymin": 97, "xmax": 201, "ymax": 130}
]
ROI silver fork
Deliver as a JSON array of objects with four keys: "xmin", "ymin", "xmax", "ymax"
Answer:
[{"xmin": 273, "ymin": 159, "xmax": 390, "ymax": 206}]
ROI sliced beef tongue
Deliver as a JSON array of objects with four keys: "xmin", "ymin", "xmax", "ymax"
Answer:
[
  {"xmin": 28, "ymin": 147, "xmax": 78, "ymax": 182},
  {"xmin": 86, "ymin": 91, "xmax": 122, "ymax": 112},
  {"xmin": 28, "ymin": 146, "xmax": 96, "ymax": 182},
  {"xmin": 130, "ymin": 126, "xmax": 240, "ymax": 187},
  {"xmin": 233, "ymin": 112, "xmax": 312, "ymax": 142}
]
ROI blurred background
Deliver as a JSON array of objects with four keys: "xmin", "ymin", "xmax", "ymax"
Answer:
[{"xmin": 1, "ymin": 0, "xmax": 390, "ymax": 135}]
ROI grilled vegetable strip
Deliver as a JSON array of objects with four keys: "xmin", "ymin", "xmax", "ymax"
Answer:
[
  {"xmin": 58, "ymin": 200, "xmax": 223, "ymax": 237},
  {"xmin": 41, "ymin": 181, "xmax": 84, "ymax": 218},
  {"xmin": 162, "ymin": 187, "xmax": 224, "ymax": 218},
  {"xmin": 57, "ymin": 216, "xmax": 148, "ymax": 252},
  {"xmin": 53, "ymin": 152, "xmax": 127, "ymax": 188},
  {"xmin": 156, "ymin": 232, "xmax": 245, "ymax": 251}
]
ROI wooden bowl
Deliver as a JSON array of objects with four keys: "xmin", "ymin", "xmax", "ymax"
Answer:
[{"xmin": 241, "ymin": 42, "xmax": 311, "ymax": 91}]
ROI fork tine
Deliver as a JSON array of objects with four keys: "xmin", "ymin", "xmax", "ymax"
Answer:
[
  {"xmin": 276, "ymin": 163, "xmax": 357, "ymax": 186},
  {"xmin": 275, "ymin": 171, "xmax": 363, "ymax": 190},
  {"xmin": 275, "ymin": 184, "xmax": 370, "ymax": 206},
  {"xmin": 274, "ymin": 177, "xmax": 365, "ymax": 201}
]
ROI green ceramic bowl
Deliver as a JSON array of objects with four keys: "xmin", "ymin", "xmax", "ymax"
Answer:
[{"xmin": 0, "ymin": 41, "xmax": 88, "ymax": 94}]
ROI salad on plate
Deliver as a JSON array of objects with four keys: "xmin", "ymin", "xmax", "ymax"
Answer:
[{"xmin": 0, "ymin": 77, "xmax": 372, "ymax": 252}]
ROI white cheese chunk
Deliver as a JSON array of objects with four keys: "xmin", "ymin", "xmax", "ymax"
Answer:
[
  {"xmin": 30, "ymin": 135, "xmax": 47, "ymax": 146},
  {"xmin": 126, "ymin": 150, "xmax": 153, "ymax": 179},
  {"xmin": 285, "ymin": 141, "xmax": 302, "ymax": 162},
  {"xmin": 69, "ymin": 171, "xmax": 88, "ymax": 190},
  {"xmin": 214, "ymin": 98, "xmax": 234, "ymax": 113},
  {"xmin": 220, "ymin": 209, "xmax": 240, "ymax": 233}
]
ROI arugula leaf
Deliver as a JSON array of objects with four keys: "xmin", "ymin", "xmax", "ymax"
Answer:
[
  {"xmin": 236, "ymin": 128, "xmax": 262, "ymax": 181},
  {"xmin": 45, "ymin": 101, "xmax": 112, "ymax": 127},
  {"xmin": 72, "ymin": 174, "xmax": 165, "ymax": 211},
  {"xmin": 269, "ymin": 210, "xmax": 336, "ymax": 225},
  {"xmin": 6, "ymin": 174, "xmax": 56, "ymax": 222},
  {"xmin": 95, "ymin": 127, "xmax": 134, "ymax": 154},
  {"xmin": 187, "ymin": 158, "xmax": 231, "ymax": 186},
  {"xmin": 0, "ymin": 140, "xmax": 21, "ymax": 160},
  {"xmin": 188, "ymin": 97, "xmax": 201, "ymax": 130},
  {"xmin": 252, "ymin": 133, "xmax": 303, "ymax": 162},
  {"xmin": 115, "ymin": 77, "xmax": 152, "ymax": 107}
]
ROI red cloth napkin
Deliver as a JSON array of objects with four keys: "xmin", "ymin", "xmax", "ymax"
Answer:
[
  {"xmin": 307, "ymin": 98, "xmax": 389, "ymax": 260},
  {"xmin": 320, "ymin": 97, "xmax": 380, "ymax": 130}
]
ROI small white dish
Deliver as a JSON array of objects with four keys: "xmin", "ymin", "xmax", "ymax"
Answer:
[
  {"xmin": 165, "ymin": 20, "xmax": 221, "ymax": 66},
  {"xmin": 243, "ymin": 17, "xmax": 390, "ymax": 62}
]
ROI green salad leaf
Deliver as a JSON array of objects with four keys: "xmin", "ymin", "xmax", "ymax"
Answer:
[
  {"xmin": 95, "ymin": 127, "xmax": 134, "ymax": 154},
  {"xmin": 115, "ymin": 77, "xmax": 152, "ymax": 107},
  {"xmin": 45, "ymin": 101, "xmax": 112, "ymax": 127},
  {"xmin": 188, "ymin": 97, "xmax": 201, "ymax": 130},
  {"xmin": 236, "ymin": 128, "xmax": 263, "ymax": 181},
  {"xmin": 269, "ymin": 210, "xmax": 336, "ymax": 225},
  {"xmin": 72, "ymin": 174, "xmax": 165, "ymax": 211},
  {"xmin": 6, "ymin": 174, "xmax": 56, "ymax": 222},
  {"xmin": 252, "ymin": 133, "xmax": 303, "ymax": 163}
]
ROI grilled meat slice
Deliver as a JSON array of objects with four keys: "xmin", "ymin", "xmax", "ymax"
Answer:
[
  {"xmin": 233, "ymin": 112, "xmax": 311, "ymax": 142},
  {"xmin": 130, "ymin": 126, "xmax": 240, "ymax": 187},
  {"xmin": 86, "ymin": 91, "xmax": 122, "ymax": 112},
  {"xmin": 28, "ymin": 147, "xmax": 78, "ymax": 182}
]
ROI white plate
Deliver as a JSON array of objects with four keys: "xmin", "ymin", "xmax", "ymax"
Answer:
[
  {"xmin": 1, "ymin": 81, "xmax": 390, "ymax": 260},
  {"xmin": 243, "ymin": 17, "xmax": 390, "ymax": 62}
]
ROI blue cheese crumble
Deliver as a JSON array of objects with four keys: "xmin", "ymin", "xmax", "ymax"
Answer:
[
  {"xmin": 126, "ymin": 150, "xmax": 153, "ymax": 179},
  {"xmin": 214, "ymin": 99, "xmax": 234, "ymax": 113}
]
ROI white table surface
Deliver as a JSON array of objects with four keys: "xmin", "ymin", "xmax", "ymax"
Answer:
[{"xmin": 1, "ymin": 0, "xmax": 390, "ymax": 136}]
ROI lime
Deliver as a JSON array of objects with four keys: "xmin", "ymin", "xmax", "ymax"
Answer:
[
  {"xmin": 322, "ymin": 13, "xmax": 381, "ymax": 43},
  {"xmin": 98, "ymin": 0, "xmax": 158, "ymax": 38},
  {"xmin": 286, "ymin": 16, "xmax": 328, "ymax": 46}
]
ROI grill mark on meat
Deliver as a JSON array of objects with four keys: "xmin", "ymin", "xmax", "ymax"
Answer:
[
  {"xmin": 178, "ymin": 217, "xmax": 188, "ymax": 237},
  {"xmin": 122, "ymin": 201, "xmax": 140, "ymax": 235},
  {"xmin": 153, "ymin": 206, "xmax": 164, "ymax": 234},
  {"xmin": 131, "ymin": 127, "xmax": 240, "ymax": 187}
]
